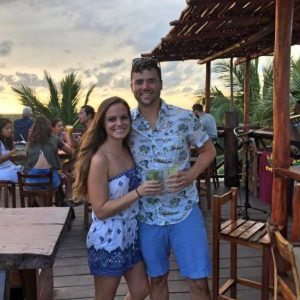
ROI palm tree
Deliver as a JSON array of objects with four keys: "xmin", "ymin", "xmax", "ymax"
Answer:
[
  {"xmin": 196, "ymin": 57, "xmax": 300, "ymax": 128},
  {"xmin": 12, "ymin": 71, "xmax": 96, "ymax": 125}
]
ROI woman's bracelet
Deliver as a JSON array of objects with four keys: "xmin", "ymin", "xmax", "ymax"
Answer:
[{"xmin": 135, "ymin": 188, "xmax": 141, "ymax": 198}]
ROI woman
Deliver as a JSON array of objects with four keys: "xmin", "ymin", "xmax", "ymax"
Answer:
[
  {"xmin": 26, "ymin": 115, "xmax": 74, "ymax": 206},
  {"xmin": 73, "ymin": 97, "xmax": 162, "ymax": 300},
  {"xmin": 0, "ymin": 118, "xmax": 23, "ymax": 182},
  {"xmin": 51, "ymin": 118, "xmax": 72, "ymax": 147}
]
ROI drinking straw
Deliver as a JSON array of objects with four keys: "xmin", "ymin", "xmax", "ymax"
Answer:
[
  {"xmin": 170, "ymin": 139, "xmax": 180, "ymax": 167},
  {"xmin": 19, "ymin": 134, "xmax": 25, "ymax": 142},
  {"xmin": 72, "ymin": 119, "xmax": 79, "ymax": 127}
]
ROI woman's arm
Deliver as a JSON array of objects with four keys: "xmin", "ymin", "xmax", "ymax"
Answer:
[
  {"xmin": 61, "ymin": 143, "xmax": 74, "ymax": 158},
  {"xmin": 0, "ymin": 149, "xmax": 15, "ymax": 164},
  {"xmin": 88, "ymin": 153, "xmax": 163, "ymax": 220}
]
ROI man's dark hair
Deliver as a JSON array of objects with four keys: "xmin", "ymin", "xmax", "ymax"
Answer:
[
  {"xmin": 81, "ymin": 105, "xmax": 95, "ymax": 118},
  {"xmin": 192, "ymin": 103, "xmax": 203, "ymax": 112},
  {"xmin": 131, "ymin": 57, "xmax": 162, "ymax": 81}
]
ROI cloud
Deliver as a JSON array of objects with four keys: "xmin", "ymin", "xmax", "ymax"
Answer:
[
  {"xmin": 100, "ymin": 59, "xmax": 125, "ymax": 68},
  {"xmin": 95, "ymin": 71, "xmax": 115, "ymax": 87},
  {"xmin": 15, "ymin": 72, "xmax": 46, "ymax": 88},
  {"xmin": 0, "ymin": 41, "xmax": 13, "ymax": 56}
]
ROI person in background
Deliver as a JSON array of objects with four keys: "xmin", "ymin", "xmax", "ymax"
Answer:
[
  {"xmin": 0, "ymin": 118, "xmax": 23, "ymax": 182},
  {"xmin": 293, "ymin": 99, "xmax": 300, "ymax": 115},
  {"xmin": 13, "ymin": 106, "xmax": 33, "ymax": 142},
  {"xmin": 51, "ymin": 118, "xmax": 72, "ymax": 147},
  {"xmin": 51, "ymin": 117, "xmax": 74, "ymax": 202},
  {"xmin": 67, "ymin": 105, "xmax": 95, "ymax": 148},
  {"xmin": 192, "ymin": 103, "xmax": 218, "ymax": 142},
  {"xmin": 79, "ymin": 104, "xmax": 95, "ymax": 129},
  {"xmin": 130, "ymin": 57, "xmax": 216, "ymax": 300},
  {"xmin": 26, "ymin": 115, "xmax": 74, "ymax": 206},
  {"xmin": 73, "ymin": 96, "xmax": 162, "ymax": 300}
]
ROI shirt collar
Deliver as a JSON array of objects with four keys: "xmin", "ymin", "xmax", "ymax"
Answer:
[{"xmin": 131, "ymin": 99, "xmax": 174, "ymax": 121}]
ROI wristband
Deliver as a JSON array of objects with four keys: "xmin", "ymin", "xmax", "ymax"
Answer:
[{"xmin": 136, "ymin": 188, "xmax": 141, "ymax": 198}]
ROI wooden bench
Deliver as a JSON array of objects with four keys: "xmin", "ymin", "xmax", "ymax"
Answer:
[{"xmin": 0, "ymin": 207, "xmax": 71, "ymax": 300}]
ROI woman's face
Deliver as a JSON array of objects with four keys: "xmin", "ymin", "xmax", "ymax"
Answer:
[
  {"xmin": 53, "ymin": 121, "xmax": 64, "ymax": 135},
  {"xmin": 1, "ymin": 122, "xmax": 12, "ymax": 138},
  {"xmin": 104, "ymin": 103, "xmax": 131, "ymax": 141}
]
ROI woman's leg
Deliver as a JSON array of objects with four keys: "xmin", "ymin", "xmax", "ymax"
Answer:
[
  {"xmin": 124, "ymin": 261, "xmax": 149, "ymax": 300},
  {"xmin": 94, "ymin": 275, "xmax": 121, "ymax": 300}
]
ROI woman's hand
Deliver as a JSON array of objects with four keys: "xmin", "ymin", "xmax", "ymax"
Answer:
[{"xmin": 137, "ymin": 180, "xmax": 164, "ymax": 196}]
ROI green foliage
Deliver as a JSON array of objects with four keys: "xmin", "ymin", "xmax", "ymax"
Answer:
[
  {"xmin": 194, "ymin": 57, "xmax": 300, "ymax": 128},
  {"xmin": 12, "ymin": 71, "xmax": 96, "ymax": 125}
]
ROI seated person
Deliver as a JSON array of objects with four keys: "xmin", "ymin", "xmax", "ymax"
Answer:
[
  {"xmin": 51, "ymin": 118, "xmax": 72, "ymax": 147},
  {"xmin": 26, "ymin": 115, "xmax": 74, "ymax": 206},
  {"xmin": 14, "ymin": 106, "xmax": 33, "ymax": 142},
  {"xmin": 0, "ymin": 118, "xmax": 23, "ymax": 182}
]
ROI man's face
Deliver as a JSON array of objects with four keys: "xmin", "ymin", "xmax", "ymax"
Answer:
[
  {"xmin": 193, "ymin": 109, "xmax": 202, "ymax": 118},
  {"xmin": 130, "ymin": 68, "xmax": 162, "ymax": 107},
  {"xmin": 294, "ymin": 103, "xmax": 300, "ymax": 115},
  {"xmin": 78, "ymin": 108, "xmax": 89, "ymax": 125}
]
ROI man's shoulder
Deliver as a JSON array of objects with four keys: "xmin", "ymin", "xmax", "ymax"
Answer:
[{"xmin": 164, "ymin": 102, "xmax": 193, "ymax": 118}]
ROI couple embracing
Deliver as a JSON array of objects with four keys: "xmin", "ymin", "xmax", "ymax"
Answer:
[{"xmin": 73, "ymin": 58, "xmax": 216, "ymax": 300}]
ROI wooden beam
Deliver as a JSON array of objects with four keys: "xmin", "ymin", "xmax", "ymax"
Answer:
[
  {"xmin": 170, "ymin": 16, "xmax": 271, "ymax": 26},
  {"xmin": 162, "ymin": 27, "xmax": 260, "ymax": 43},
  {"xmin": 186, "ymin": 0, "xmax": 217, "ymax": 5},
  {"xmin": 197, "ymin": 22, "xmax": 274, "ymax": 64},
  {"xmin": 235, "ymin": 48, "xmax": 274, "ymax": 65},
  {"xmin": 205, "ymin": 62, "xmax": 211, "ymax": 113},
  {"xmin": 271, "ymin": 0, "xmax": 294, "ymax": 230}
]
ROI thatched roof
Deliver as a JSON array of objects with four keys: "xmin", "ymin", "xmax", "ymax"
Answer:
[{"xmin": 142, "ymin": 0, "xmax": 300, "ymax": 64}]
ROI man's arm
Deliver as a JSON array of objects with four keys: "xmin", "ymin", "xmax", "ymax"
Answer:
[{"xmin": 188, "ymin": 139, "xmax": 216, "ymax": 182}]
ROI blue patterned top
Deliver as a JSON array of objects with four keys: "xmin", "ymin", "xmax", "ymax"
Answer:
[
  {"xmin": 130, "ymin": 100, "xmax": 209, "ymax": 225},
  {"xmin": 88, "ymin": 166, "xmax": 141, "ymax": 252}
]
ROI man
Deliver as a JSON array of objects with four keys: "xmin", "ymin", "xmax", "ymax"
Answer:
[
  {"xmin": 130, "ymin": 57, "xmax": 216, "ymax": 299},
  {"xmin": 13, "ymin": 106, "xmax": 33, "ymax": 141},
  {"xmin": 78, "ymin": 104, "xmax": 95, "ymax": 129},
  {"xmin": 192, "ymin": 103, "xmax": 217, "ymax": 141}
]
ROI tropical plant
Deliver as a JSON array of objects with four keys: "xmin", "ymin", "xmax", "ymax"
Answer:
[
  {"xmin": 195, "ymin": 56, "xmax": 300, "ymax": 128},
  {"xmin": 12, "ymin": 71, "xmax": 96, "ymax": 125}
]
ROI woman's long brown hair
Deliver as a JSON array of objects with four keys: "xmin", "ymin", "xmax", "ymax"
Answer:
[{"xmin": 73, "ymin": 96, "xmax": 131, "ymax": 201}]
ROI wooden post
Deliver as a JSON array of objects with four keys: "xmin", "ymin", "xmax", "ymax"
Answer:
[
  {"xmin": 272, "ymin": 0, "xmax": 294, "ymax": 229},
  {"xmin": 242, "ymin": 59, "xmax": 251, "ymax": 192},
  {"xmin": 243, "ymin": 59, "xmax": 250, "ymax": 130},
  {"xmin": 205, "ymin": 62, "xmax": 211, "ymax": 113},
  {"xmin": 224, "ymin": 111, "xmax": 239, "ymax": 187}
]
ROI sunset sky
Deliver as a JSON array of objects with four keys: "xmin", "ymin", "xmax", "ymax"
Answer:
[{"xmin": 0, "ymin": 0, "xmax": 299, "ymax": 115}]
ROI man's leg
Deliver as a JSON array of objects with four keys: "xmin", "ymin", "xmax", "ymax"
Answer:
[
  {"xmin": 170, "ymin": 206, "xmax": 212, "ymax": 297},
  {"xmin": 149, "ymin": 273, "xmax": 169, "ymax": 300},
  {"xmin": 187, "ymin": 277, "xmax": 211, "ymax": 300},
  {"xmin": 138, "ymin": 222, "xmax": 170, "ymax": 300}
]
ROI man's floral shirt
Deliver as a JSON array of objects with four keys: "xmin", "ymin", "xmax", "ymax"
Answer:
[{"xmin": 130, "ymin": 100, "xmax": 209, "ymax": 225}]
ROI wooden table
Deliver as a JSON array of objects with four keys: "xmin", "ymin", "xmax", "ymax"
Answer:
[{"xmin": 0, "ymin": 207, "xmax": 71, "ymax": 300}]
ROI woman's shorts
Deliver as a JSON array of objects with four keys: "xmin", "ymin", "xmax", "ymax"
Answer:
[{"xmin": 26, "ymin": 168, "xmax": 60, "ymax": 189}]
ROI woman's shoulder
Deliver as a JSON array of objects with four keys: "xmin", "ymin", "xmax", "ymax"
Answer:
[{"xmin": 91, "ymin": 149, "xmax": 108, "ymax": 168}]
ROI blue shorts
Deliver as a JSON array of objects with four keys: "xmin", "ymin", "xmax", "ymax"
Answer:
[
  {"xmin": 138, "ymin": 205, "xmax": 211, "ymax": 279},
  {"xmin": 27, "ymin": 168, "xmax": 60, "ymax": 189}
]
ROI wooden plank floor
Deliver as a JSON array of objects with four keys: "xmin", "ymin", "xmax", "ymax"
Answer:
[
  {"xmin": 51, "ymin": 183, "xmax": 272, "ymax": 300},
  {"xmin": 0, "ymin": 182, "xmax": 272, "ymax": 299}
]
